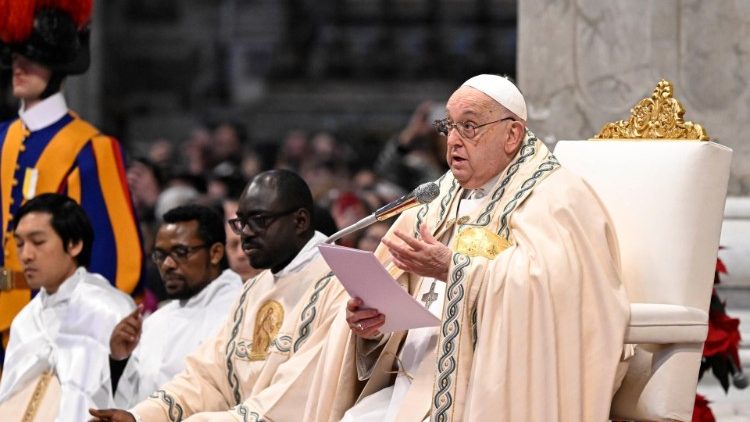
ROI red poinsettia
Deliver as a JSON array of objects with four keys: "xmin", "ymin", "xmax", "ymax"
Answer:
[
  {"xmin": 696, "ymin": 250, "xmax": 746, "ymax": 419},
  {"xmin": 704, "ymin": 306, "xmax": 741, "ymax": 363},
  {"xmin": 692, "ymin": 394, "xmax": 716, "ymax": 422}
]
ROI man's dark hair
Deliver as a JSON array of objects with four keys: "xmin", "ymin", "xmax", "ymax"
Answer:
[
  {"xmin": 14, "ymin": 193, "xmax": 94, "ymax": 267},
  {"xmin": 162, "ymin": 204, "xmax": 226, "ymax": 247}
]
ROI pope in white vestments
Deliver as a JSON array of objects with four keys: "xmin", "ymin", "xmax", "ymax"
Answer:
[
  {"xmin": 305, "ymin": 75, "xmax": 630, "ymax": 422},
  {"xmin": 0, "ymin": 194, "xmax": 136, "ymax": 422}
]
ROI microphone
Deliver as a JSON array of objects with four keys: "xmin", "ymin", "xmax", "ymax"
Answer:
[{"xmin": 324, "ymin": 182, "xmax": 440, "ymax": 244}]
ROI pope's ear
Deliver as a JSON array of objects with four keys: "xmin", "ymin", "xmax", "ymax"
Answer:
[{"xmin": 504, "ymin": 121, "xmax": 525, "ymax": 155}]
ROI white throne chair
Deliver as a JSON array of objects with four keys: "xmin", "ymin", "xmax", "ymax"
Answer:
[{"xmin": 553, "ymin": 80, "xmax": 733, "ymax": 421}]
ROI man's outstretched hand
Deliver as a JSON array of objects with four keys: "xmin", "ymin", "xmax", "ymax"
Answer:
[{"xmin": 88, "ymin": 408, "xmax": 136, "ymax": 421}]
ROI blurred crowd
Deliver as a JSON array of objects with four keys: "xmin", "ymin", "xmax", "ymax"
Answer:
[{"xmin": 128, "ymin": 101, "xmax": 449, "ymax": 306}]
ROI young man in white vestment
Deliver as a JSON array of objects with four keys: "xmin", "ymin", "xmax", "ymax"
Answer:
[
  {"xmin": 109, "ymin": 204, "xmax": 242, "ymax": 408},
  {"xmin": 305, "ymin": 75, "xmax": 631, "ymax": 422},
  {"xmin": 90, "ymin": 169, "xmax": 348, "ymax": 422},
  {"xmin": 0, "ymin": 194, "xmax": 135, "ymax": 421}
]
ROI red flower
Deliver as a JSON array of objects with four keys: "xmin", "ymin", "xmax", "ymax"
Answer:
[
  {"xmin": 704, "ymin": 307, "xmax": 742, "ymax": 360},
  {"xmin": 692, "ymin": 394, "xmax": 716, "ymax": 422},
  {"xmin": 716, "ymin": 258, "xmax": 727, "ymax": 275}
]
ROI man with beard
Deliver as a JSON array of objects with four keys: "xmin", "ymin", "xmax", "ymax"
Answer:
[
  {"xmin": 108, "ymin": 205, "xmax": 242, "ymax": 409},
  {"xmin": 90, "ymin": 169, "xmax": 347, "ymax": 422}
]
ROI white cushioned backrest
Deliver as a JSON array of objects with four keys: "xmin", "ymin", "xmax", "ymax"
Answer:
[{"xmin": 553, "ymin": 141, "xmax": 732, "ymax": 311}]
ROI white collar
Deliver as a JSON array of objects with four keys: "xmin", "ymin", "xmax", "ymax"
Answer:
[
  {"xmin": 39, "ymin": 266, "xmax": 85, "ymax": 307},
  {"xmin": 464, "ymin": 172, "xmax": 502, "ymax": 200},
  {"xmin": 19, "ymin": 92, "xmax": 69, "ymax": 131},
  {"xmin": 273, "ymin": 231, "xmax": 326, "ymax": 279},
  {"xmin": 176, "ymin": 269, "xmax": 240, "ymax": 308}
]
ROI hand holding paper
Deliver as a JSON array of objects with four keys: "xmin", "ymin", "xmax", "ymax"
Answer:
[
  {"xmin": 345, "ymin": 297, "xmax": 386, "ymax": 339},
  {"xmin": 318, "ymin": 244, "xmax": 440, "ymax": 333}
]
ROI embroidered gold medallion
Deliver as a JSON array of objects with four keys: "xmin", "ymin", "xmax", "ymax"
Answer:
[
  {"xmin": 455, "ymin": 227, "xmax": 512, "ymax": 259},
  {"xmin": 250, "ymin": 300, "xmax": 284, "ymax": 361}
]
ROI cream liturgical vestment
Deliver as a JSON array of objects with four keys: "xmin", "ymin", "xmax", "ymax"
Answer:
[
  {"xmin": 130, "ymin": 231, "xmax": 348, "ymax": 421},
  {"xmin": 0, "ymin": 267, "xmax": 136, "ymax": 421},
  {"xmin": 306, "ymin": 130, "xmax": 630, "ymax": 422},
  {"xmin": 114, "ymin": 269, "xmax": 243, "ymax": 408}
]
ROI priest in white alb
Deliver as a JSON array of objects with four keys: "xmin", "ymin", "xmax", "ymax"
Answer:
[
  {"xmin": 305, "ymin": 74, "xmax": 631, "ymax": 422},
  {"xmin": 110, "ymin": 204, "xmax": 242, "ymax": 409},
  {"xmin": 0, "ymin": 194, "xmax": 135, "ymax": 421}
]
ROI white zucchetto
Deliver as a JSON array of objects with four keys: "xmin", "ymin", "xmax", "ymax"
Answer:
[{"xmin": 462, "ymin": 74, "xmax": 527, "ymax": 121}]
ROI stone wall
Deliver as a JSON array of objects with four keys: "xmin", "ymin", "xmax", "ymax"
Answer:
[{"xmin": 518, "ymin": 0, "xmax": 750, "ymax": 195}]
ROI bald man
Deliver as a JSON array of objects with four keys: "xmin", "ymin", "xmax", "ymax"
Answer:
[
  {"xmin": 307, "ymin": 75, "xmax": 630, "ymax": 422},
  {"xmin": 91, "ymin": 170, "xmax": 347, "ymax": 421}
]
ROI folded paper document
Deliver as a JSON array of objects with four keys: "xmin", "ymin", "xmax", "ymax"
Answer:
[{"xmin": 318, "ymin": 244, "xmax": 441, "ymax": 332}]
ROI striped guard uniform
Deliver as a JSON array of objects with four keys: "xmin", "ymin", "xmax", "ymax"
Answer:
[{"xmin": 0, "ymin": 93, "xmax": 143, "ymax": 368}]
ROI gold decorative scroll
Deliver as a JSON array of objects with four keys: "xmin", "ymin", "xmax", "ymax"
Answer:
[
  {"xmin": 593, "ymin": 79, "xmax": 709, "ymax": 141},
  {"xmin": 22, "ymin": 372, "xmax": 53, "ymax": 422}
]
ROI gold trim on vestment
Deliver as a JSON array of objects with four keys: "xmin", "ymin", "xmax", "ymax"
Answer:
[
  {"xmin": 593, "ymin": 79, "xmax": 709, "ymax": 141},
  {"xmin": 250, "ymin": 300, "xmax": 284, "ymax": 360},
  {"xmin": 22, "ymin": 371, "xmax": 53, "ymax": 422},
  {"xmin": 454, "ymin": 227, "xmax": 512, "ymax": 260}
]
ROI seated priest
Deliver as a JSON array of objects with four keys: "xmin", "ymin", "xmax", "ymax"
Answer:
[
  {"xmin": 306, "ymin": 74, "xmax": 631, "ymax": 422},
  {"xmin": 90, "ymin": 169, "xmax": 348, "ymax": 422},
  {"xmin": 0, "ymin": 194, "xmax": 135, "ymax": 420},
  {"xmin": 110, "ymin": 204, "xmax": 243, "ymax": 408}
]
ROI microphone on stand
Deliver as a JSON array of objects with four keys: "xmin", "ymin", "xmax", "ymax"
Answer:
[{"xmin": 324, "ymin": 182, "xmax": 440, "ymax": 244}]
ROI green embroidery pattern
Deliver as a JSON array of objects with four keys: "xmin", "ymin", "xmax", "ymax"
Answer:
[
  {"xmin": 293, "ymin": 272, "xmax": 334, "ymax": 352},
  {"xmin": 235, "ymin": 405, "xmax": 264, "ymax": 422},
  {"xmin": 149, "ymin": 390, "xmax": 183, "ymax": 422},
  {"xmin": 225, "ymin": 275, "xmax": 262, "ymax": 405}
]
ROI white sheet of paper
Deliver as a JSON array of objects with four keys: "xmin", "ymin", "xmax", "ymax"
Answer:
[{"xmin": 318, "ymin": 244, "xmax": 441, "ymax": 332}]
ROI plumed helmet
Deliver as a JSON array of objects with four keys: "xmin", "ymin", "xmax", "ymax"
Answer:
[{"xmin": 0, "ymin": 0, "xmax": 92, "ymax": 75}]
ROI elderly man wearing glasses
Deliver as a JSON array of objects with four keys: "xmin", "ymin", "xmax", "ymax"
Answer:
[
  {"xmin": 107, "ymin": 204, "xmax": 242, "ymax": 410},
  {"xmin": 92, "ymin": 169, "xmax": 347, "ymax": 422},
  {"xmin": 306, "ymin": 75, "xmax": 630, "ymax": 422}
]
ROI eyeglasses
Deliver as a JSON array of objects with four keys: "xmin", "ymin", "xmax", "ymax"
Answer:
[
  {"xmin": 227, "ymin": 208, "xmax": 299, "ymax": 235},
  {"xmin": 432, "ymin": 116, "xmax": 515, "ymax": 140},
  {"xmin": 151, "ymin": 244, "xmax": 208, "ymax": 264}
]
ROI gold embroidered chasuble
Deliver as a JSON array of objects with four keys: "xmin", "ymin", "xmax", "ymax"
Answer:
[
  {"xmin": 306, "ymin": 130, "xmax": 630, "ymax": 422},
  {"xmin": 130, "ymin": 253, "xmax": 348, "ymax": 421}
]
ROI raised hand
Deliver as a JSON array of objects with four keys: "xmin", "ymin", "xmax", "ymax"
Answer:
[
  {"xmin": 382, "ymin": 224, "xmax": 451, "ymax": 281},
  {"xmin": 398, "ymin": 101, "xmax": 436, "ymax": 147},
  {"xmin": 109, "ymin": 305, "xmax": 143, "ymax": 361}
]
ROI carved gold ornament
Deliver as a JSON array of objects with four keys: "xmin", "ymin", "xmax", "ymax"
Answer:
[
  {"xmin": 593, "ymin": 79, "xmax": 709, "ymax": 141},
  {"xmin": 250, "ymin": 300, "xmax": 284, "ymax": 361},
  {"xmin": 454, "ymin": 227, "xmax": 512, "ymax": 260}
]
